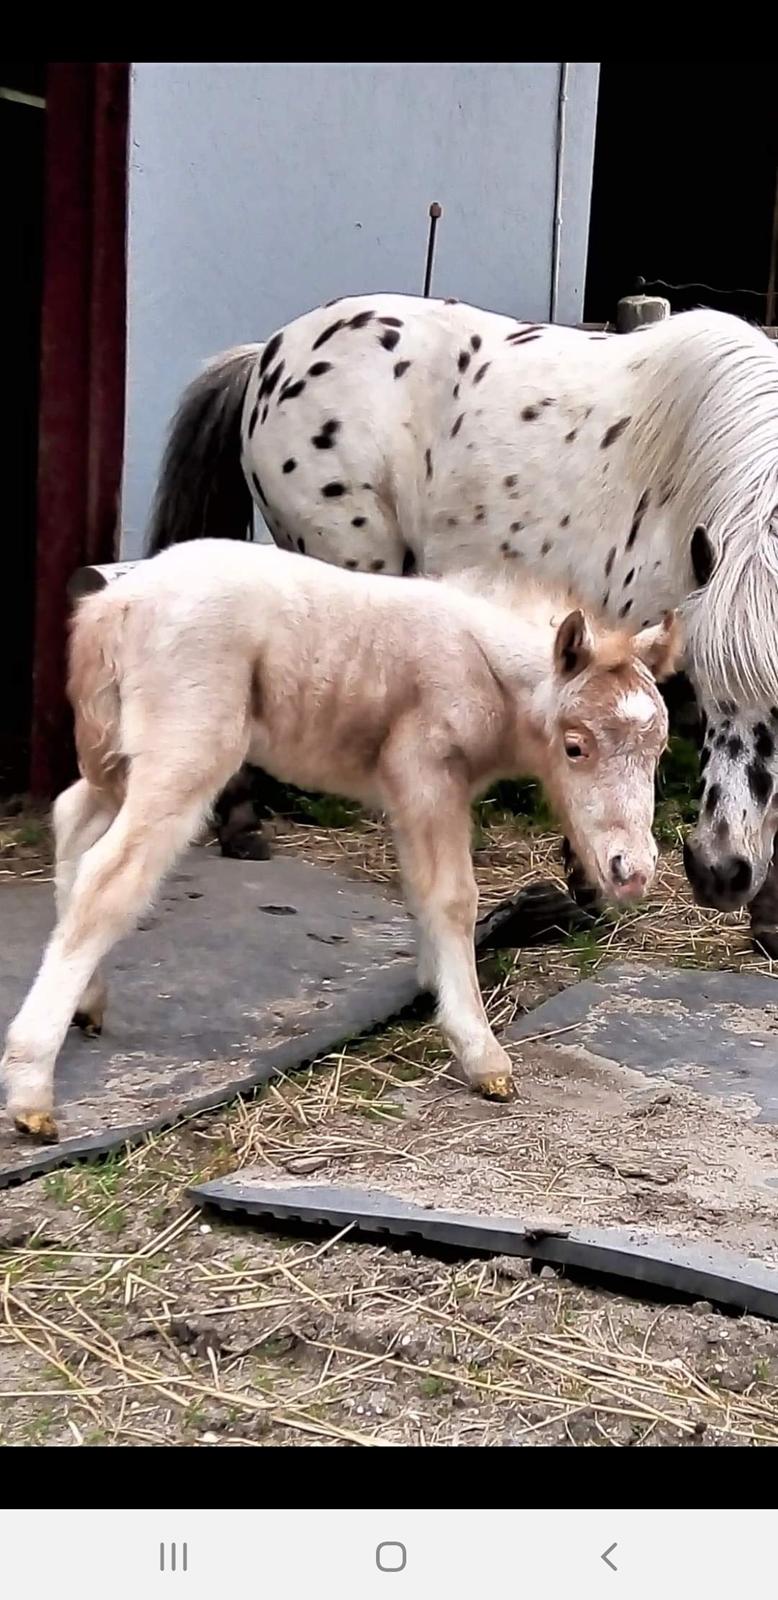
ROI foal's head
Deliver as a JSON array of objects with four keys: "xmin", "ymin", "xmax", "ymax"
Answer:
[{"xmin": 543, "ymin": 610, "xmax": 680, "ymax": 903}]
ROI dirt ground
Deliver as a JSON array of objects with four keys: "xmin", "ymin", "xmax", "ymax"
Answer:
[{"xmin": 3, "ymin": 802, "xmax": 778, "ymax": 1447}]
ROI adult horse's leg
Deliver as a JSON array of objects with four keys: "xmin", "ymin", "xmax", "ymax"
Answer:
[
  {"xmin": 748, "ymin": 838, "xmax": 778, "ymax": 958},
  {"xmin": 213, "ymin": 766, "xmax": 272, "ymax": 860}
]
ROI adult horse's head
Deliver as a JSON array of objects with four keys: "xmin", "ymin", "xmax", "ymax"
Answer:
[
  {"xmin": 543, "ymin": 609, "xmax": 679, "ymax": 905},
  {"xmin": 683, "ymin": 519, "xmax": 778, "ymax": 911}
]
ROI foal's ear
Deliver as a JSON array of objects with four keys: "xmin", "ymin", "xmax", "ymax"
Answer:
[
  {"xmin": 632, "ymin": 611, "xmax": 683, "ymax": 682},
  {"xmin": 554, "ymin": 610, "xmax": 595, "ymax": 680}
]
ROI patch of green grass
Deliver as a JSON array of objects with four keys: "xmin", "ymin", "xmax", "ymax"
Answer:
[
  {"xmin": 16, "ymin": 819, "xmax": 46, "ymax": 847},
  {"xmin": 419, "ymin": 1374, "xmax": 450, "ymax": 1398},
  {"xmin": 490, "ymin": 950, "xmax": 517, "ymax": 982},
  {"xmin": 356, "ymin": 1102, "xmax": 405, "ymax": 1123},
  {"xmin": 345, "ymin": 1067, "xmax": 383, "ymax": 1099},
  {"xmin": 23, "ymin": 1408, "xmax": 61, "ymax": 1443},
  {"xmin": 34, "ymin": 1252, "xmax": 67, "ymax": 1273},
  {"xmin": 250, "ymin": 1370, "xmax": 277, "ymax": 1392},
  {"xmin": 472, "ymin": 779, "xmax": 556, "ymax": 841},
  {"xmin": 43, "ymin": 1169, "xmax": 75, "ymax": 1205},
  {"xmin": 654, "ymin": 797, "xmax": 697, "ymax": 846},
  {"xmin": 655, "ymin": 733, "xmax": 700, "ymax": 843},
  {"xmin": 83, "ymin": 1153, "xmax": 124, "ymax": 1200},
  {"xmin": 452, "ymin": 1281, "xmax": 475, "ymax": 1302},
  {"xmin": 563, "ymin": 926, "xmax": 603, "ymax": 977},
  {"xmin": 295, "ymin": 793, "xmax": 363, "ymax": 829},
  {"xmin": 384, "ymin": 1057, "xmax": 425, "ymax": 1085},
  {"xmin": 659, "ymin": 732, "xmax": 700, "ymax": 803},
  {"xmin": 101, "ymin": 1205, "xmax": 128, "ymax": 1237}
]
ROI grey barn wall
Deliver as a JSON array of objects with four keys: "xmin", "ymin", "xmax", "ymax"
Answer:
[{"xmin": 121, "ymin": 61, "xmax": 600, "ymax": 557}]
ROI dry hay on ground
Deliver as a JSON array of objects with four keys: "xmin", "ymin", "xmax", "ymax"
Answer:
[{"xmin": 2, "ymin": 804, "xmax": 778, "ymax": 1446}]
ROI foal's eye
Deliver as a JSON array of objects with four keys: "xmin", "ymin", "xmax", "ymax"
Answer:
[{"xmin": 564, "ymin": 735, "xmax": 585, "ymax": 761}]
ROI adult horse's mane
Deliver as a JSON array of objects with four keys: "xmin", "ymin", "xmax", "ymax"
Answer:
[{"xmin": 633, "ymin": 310, "xmax": 778, "ymax": 709}]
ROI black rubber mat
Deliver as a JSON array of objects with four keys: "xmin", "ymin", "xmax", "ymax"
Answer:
[
  {"xmin": 0, "ymin": 853, "xmax": 423, "ymax": 1187},
  {"xmin": 189, "ymin": 1176, "xmax": 778, "ymax": 1320},
  {"xmin": 0, "ymin": 852, "xmax": 579, "ymax": 1188},
  {"xmin": 507, "ymin": 961, "xmax": 778, "ymax": 1122}
]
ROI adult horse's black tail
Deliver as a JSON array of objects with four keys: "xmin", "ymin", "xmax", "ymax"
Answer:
[{"xmin": 146, "ymin": 344, "xmax": 263, "ymax": 553}]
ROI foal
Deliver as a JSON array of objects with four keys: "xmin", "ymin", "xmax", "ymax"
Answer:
[{"xmin": 2, "ymin": 542, "xmax": 679, "ymax": 1141}]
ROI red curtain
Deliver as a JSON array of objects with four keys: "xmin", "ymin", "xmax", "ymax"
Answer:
[{"xmin": 30, "ymin": 62, "xmax": 129, "ymax": 796}]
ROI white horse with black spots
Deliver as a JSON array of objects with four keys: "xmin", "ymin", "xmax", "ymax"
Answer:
[{"xmin": 147, "ymin": 296, "xmax": 778, "ymax": 954}]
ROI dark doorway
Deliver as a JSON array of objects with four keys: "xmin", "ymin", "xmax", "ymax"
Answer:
[
  {"xmin": 0, "ymin": 63, "xmax": 129, "ymax": 800},
  {"xmin": 585, "ymin": 62, "xmax": 778, "ymax": 326},
  {"xmin": 30, "ymin": 62, "xmax": 129, "ymax": 798},
  {"xmin": 0, "ymin": 62, "xmax": 46, "ymax": 795}
]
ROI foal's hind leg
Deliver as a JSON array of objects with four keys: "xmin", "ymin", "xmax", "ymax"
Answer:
[
  {"xmin": 2, "ymin": 756, "xmax": 233, "ymax": 1143},
  {"xmin": 52, "ymin": 778, "xmax": 120, "ymax": 1035}
]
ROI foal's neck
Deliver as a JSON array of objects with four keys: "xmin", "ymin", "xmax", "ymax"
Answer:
[{"xmin": 446, "ymin": 575, "xmax": 565, "ymax": 695}]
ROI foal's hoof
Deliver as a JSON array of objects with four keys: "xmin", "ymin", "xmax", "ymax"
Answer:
[
  {"xmin": 72, "ymin": 1009, "xmax": 103, "ymax": 1038},
  {"xmin": 475, "ymin": 1074, "xmax": 515, "ymax": 1103},
  {"xmin": 13, "ymin": 1109, "xmax": 59, "ymax": 1144}
]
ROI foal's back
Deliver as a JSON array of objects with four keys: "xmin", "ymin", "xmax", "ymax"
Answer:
[{"xmin": 94, "ymin": 541, "xmax": 532, "ymax": 802}]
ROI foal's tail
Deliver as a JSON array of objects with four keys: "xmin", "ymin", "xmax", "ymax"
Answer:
[
  {"xmin": 146, "ymin": 344, "xmax": 264, "ymax": 554},
  {"xmin": 67, "ymin": 590, "xmax": 127, "ymax": 792}
]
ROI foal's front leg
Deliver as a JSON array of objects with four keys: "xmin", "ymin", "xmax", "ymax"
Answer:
[{"xmin": 392, "ymin": 796, "xmax": 514, "ymax": 1101}]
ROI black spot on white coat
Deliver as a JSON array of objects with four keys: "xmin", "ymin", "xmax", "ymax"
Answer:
[
  {"xmin": 626, "ymin": 489, "xmax": 650, "ymax": 550},
  {"xmin": 312, "ymin": 418, "xmax": 340, "ymax": 449},
  {"xmin": 312, "ymin": 319, "xmax": 345, "ymax": 350},
  {"xmin": 601, "ymin": 416, "xmax": 631, "ymax": 448},
  {"xmin": 259, "ymin": 358, "xmax": 286, "ymax": 400},
  {"xmin": 748, "ymin": 761, "xmax": 773, "ymax": 807},
  {"xmin": 259, "ymin": 333, "xmax": 283, "ymax": 375},
  {"xmin": 278, "ymin": 378, "xmax": 306, "ymax": 403}
]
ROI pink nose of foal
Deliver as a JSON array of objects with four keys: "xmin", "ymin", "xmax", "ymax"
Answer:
[{"xmin": 609, "ymin": 854, "xmax": 648, "ymax": 900}]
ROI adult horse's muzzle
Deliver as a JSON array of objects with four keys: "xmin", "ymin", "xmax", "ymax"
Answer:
[{"xmin": 682, "ymin": 836, "xmax": 754, "ymax": 911}]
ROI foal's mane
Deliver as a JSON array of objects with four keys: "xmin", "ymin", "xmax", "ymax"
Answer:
[
  {"xmin": 629, "ymin": 310, "xmax": 778, "ymax": 708},
  {"xmin": 439, "ymin": 569, "xmax": 637, "ymax": 669}
]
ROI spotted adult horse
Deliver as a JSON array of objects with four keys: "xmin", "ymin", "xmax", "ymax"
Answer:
[{"xmin": 147, "ymin": 295, "xmax": 778, "ymax": 954}]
